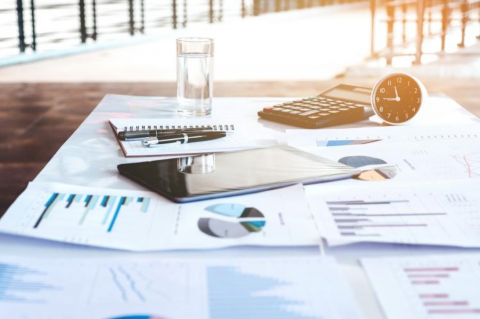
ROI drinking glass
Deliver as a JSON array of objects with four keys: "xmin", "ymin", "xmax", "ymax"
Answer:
[{"xmin": 176, "ymin": 38, "xmax": 214, "ymax": 116}]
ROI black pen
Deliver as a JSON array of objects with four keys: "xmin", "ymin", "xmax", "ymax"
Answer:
[
  {"xmin": 119, "ymin": 127, "xmax": 213, "ymax": 141},
  {"xmin": 142, "ymin": 131, "xmax": 230, "ymax": 147}
]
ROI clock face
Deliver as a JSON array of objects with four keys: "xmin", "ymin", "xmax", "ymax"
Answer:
[{"xmin": 372, "ymin": 73, "xmax": 423, "ymax": 124}]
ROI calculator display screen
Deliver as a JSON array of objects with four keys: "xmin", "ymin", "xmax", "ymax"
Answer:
[{"xmin": 322, "ymin": 88, "xmax": 371, "ymax": 104}]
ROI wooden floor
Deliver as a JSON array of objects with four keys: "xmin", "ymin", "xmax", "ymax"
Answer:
[{"xmin": 1, "ymin": 80, "xmax": 480, "ymax": 216}]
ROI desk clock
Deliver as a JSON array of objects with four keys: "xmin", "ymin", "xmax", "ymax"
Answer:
[{"xmin": 371, "ymin": 73, "xmax": 428, "ymax": 125}]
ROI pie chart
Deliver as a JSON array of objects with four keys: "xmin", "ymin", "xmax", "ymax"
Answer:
[
  {"xmin": 107, "ymin": 315, "xmax": 167, "ymax": 319},
  {"xmin": 338, "ymin": 155, "xmax": 397, "ymax": 181},
  {"xmin": 198, "ymin": 203, "xmax": 266, "ymax": 238}
]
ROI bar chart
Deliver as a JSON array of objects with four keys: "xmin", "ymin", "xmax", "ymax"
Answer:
[
  {"xmin": 362, "ymin": 256, "xmax": 480, "ymax": 319},
  {"xmin": 0, "ymin": 256, "xmax": 363, "ymax": 319},
  {"xmin": 326, "ymin": 197, "xmax": 445, "ymax": 238},
  {"xmin": 309, "ymin": 181, "xmax": 480, "ymax": 247},
  {"xmin": 34, "ymin": 192, "xmax": 152, "ymax": 232},
  {"xmin": 0, "ymin": 257, "xmax": 189, "ymax": 319},
  {"xmin": 0, "ymin": 262, "xmax": 61, "ymax": 304},
  {"xmin": 0, "ymin": 183, "xmax": 180, "ymax": 251},
  {"xmin": 287, "ymin": 125, "xmax": 480, "ymax": 149},
  {"xmin": 206, "ymin": 257, "xmax": 363, "ymax": 319},
  {"xmin": 207, "ymin": 266, "xmax": 319, "ymax": 319},
  {"xmin": 2, "ymin": 183, "xmax": 318, "ymax": 250}
]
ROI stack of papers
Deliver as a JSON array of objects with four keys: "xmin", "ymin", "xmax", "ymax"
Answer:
[
  {"xmin": 3, "ymin": 95, "xmax": 480, "ymax": 318},
  {"xmin": 0, "ymin": 183, "xmax": 320, "ymax": 251},
  {"xmin": 0, "ymin": 255, "xmax": 364, "ymax": 319},
  {"xmin": 306, "ymin": 180, "xmax": 480, "ymax": 247}
]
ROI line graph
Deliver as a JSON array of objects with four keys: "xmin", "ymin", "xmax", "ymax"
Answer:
[
  {"xmin": 0, "ymin": 256, "xmax": 363, "ymax": 319},
  {"xmin": 452, "ymin": 152, "xmax": 480, "ymax": 178}
]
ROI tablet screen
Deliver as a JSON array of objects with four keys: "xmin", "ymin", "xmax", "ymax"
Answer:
[{"xmin": 118, "ymin": 146, "xmax": 358, "ymax": 202}]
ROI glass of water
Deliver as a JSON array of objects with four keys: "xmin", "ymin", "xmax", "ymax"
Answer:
[{"xmin": 176, "ymin": 38, "xmax": 214, "ymax": 116}]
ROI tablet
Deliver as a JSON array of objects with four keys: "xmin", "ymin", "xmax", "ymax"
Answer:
[{"xmin": 117, "ymin": 146, "xmax": 359, "ymax": 202}]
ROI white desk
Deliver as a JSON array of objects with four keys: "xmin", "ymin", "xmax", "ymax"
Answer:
[{"xmin": 2, "ymin": 95, "xmax": 480, "ymax": 319}]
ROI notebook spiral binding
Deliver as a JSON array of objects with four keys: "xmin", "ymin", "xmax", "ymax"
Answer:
[{"xmin": 123, "ymin": 124, "xmax": 235, "ymax": 132}]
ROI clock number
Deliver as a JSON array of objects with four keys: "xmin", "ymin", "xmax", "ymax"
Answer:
[
  {"xmin": 387, "ymin": 80, "xmax": 391, "ymax": 86},
  {"xmin": 414, "ymin": 88, "xmax": 418, "ymax": 93},
  {"xmin": 379, "ymin": 106, "xmax": 384, "ymax": 112},
  {"xmin": 407, "ymin": 81, "xmax": 410, "ymax": 86},
  {"xmin": 376, "ymin": 97, "xmax": 380, "ymax": 102},
  {"xmin": 417, "ymin": 97, "xmax": 420, "ymax": 103},
  {"xmin": 380, "ymin": 88, "xmax": 385, "ymax": 94},
  {"xmin": 405, "ymin": 113, "xmax": 409, "ymax": 119},
  {"xmin": 395, "ymin": 116, "xmax": 400, "ymax": 122},
  {"xmin": 412, "ymin": 107, "xmax": 416, "ymax": 113},
  {"xmin": 397, "ymin": 77, "xmax": 402, "ymax": 84},
  {"xmin": 387, "ymin": 113, "xmax": 391, "ymax": 119}
]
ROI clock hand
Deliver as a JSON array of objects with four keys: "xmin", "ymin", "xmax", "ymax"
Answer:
[
  {"xmin": 394, "ymin": 86, "xmax": 400, "ymax": 101},
  {"xmin": 383, "ymin": 98, "xmax": 398, "ymax": 101}
]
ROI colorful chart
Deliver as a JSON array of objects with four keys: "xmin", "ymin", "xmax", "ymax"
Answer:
[
  {"xmin": 316, "ymin": 139, "xmax": 381, "ymax": 147},
  {"xmin": 363, "ymin": 256, "xmax": 480, "ymax": 319},
  {"xmin": 198, "ymin": 204, "xmax": 266, "ymax": 238},
  {"xmin": 107, "ymin": 316, "xmax": 167, "ymax": 319},
  {"xmin": 0, "ymin": 262, "xmax": 60, "ymax": 304},
  {"xmin": 452, "ymin": 151, "xmax": 480, "ymax": 178},
  {"xmin": 0, "ymin": 255, "xmax": 362, "ymax": 319},
  {"xmin": 207, "ymin": 265, "xmax": 322, "ymax": 319},
  {"xmin": 34, "ymin": 192, "xmax": 151, "ymax": 233},
  {"xmin": 338, "ymin": 155, "xmax": 397, "ymax": 181}
]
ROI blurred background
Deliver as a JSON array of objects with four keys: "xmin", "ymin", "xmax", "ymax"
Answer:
[{"xmin": 1, "ymin": 0, "xmax": 480, "ymax": 214}]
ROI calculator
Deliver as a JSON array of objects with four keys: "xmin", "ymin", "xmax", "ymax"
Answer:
[{"xmin": 257, "ymin": 84, "xmax": 375, "ymax": 128}]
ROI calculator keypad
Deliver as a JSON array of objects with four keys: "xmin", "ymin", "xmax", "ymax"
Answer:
[{"xmin": 258, "ymin": 96, "xmax": 372, "ymax": 129}]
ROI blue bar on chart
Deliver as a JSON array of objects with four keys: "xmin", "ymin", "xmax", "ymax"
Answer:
[
  {"xmin": 207, "ymin": 266, "xmax": 321, "ymax": 319},
  {"xmin": 102, "ymin": 196, "xmax": 117, "ymax": 225},
  {"xmin": 34, "ymin": 193, "xmax": 62, "ymax": 228},
  {"xmin": 79, "ymin": 195, "xmax": 100, "ymax": 225},
  {"xmin": 141, "ymin": 198, "xmax": 151, "ymax": 213},
  {"xmin": 107, "ymin": 197, "xmax": 127, "ymax": 232},
  {"xmin": 0, "ymin": 262, "xmax": 60, "ymax": 303},
  {"xmin": 31, "ymin": 191, "xmax": 153, "ymax": 232},
  {"xmin": 66, "ymin": 194, "xmax": 75, "ymax": 208},
  {"xmin": 101, "ymin": 195, "xmax": 110, "ymax": 207},
  {"xmin": 84, "ymin": 195, "xmax": 93, "ymax": 207}
]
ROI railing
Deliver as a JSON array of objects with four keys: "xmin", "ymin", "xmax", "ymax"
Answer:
[
  {"xmin": 370, "ymin": 0, "xmax": 480, "ymax": 65},
  {"xmin": 0, "ymin": 0, "xmax": 365, "ymax": 60}
]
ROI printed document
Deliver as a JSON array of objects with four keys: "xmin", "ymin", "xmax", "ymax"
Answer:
[
  {"xmin": 0, "ymin": 255, "xmax": 363, "ymax": 319},
  {"xmin": 362, "ymin": 255, "xmax": 480, "ymax": 319},
  {"xmin": 291, "ymin": 139, "xmax": 480, "ymax": 184},
  {"xmin": 306, "ymin": 180, "xmax": 480, "ymax": 247},
  {"xmin": 287, "ymin": 124, "xmax": 480, "ymax": 148},
  {"xmin": 0, "ymin": 183, "xmax": 320, "ymax": 251}
]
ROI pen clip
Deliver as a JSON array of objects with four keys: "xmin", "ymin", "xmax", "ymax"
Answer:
[
  {"xmin": 143, "ymin": 137, "xmax": 182, "ymax": 148},
  {"xmin": 149, "ymin": 141, "xmax": 182, "ymax": 148}
]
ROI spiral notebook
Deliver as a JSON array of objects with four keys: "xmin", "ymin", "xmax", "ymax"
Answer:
[{"xmin": 109, "ymin": 118, "xmax": 259, "ymax": 157}]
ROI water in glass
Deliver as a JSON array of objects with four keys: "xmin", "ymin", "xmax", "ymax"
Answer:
[{"xmin": 177, "ymin": 53, "xmax": 213, "ymax": 116}]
